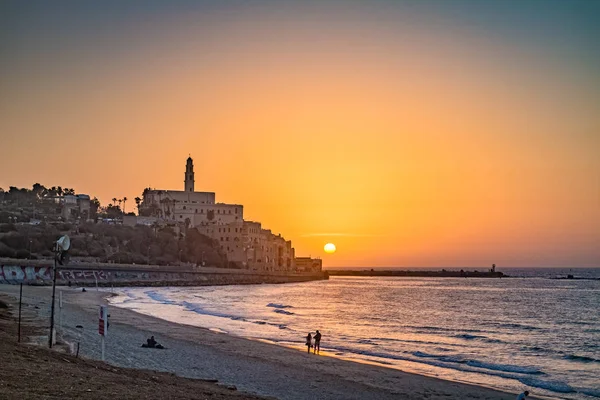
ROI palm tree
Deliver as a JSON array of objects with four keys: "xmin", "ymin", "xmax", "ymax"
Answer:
[
  {"xmin": 112, "ymin": 197, "xmax": 117, "ymax": 207},
  {"xmin": 118, "ymin": 198, "xmax": 123, "ymax": 213},
  {"xmin": 134, "ymin": 197, "xmax": 141, "ymax": 215},
  {"xmin": 123, "ymin": 197, "xmax": 128, "ymax": 214}
]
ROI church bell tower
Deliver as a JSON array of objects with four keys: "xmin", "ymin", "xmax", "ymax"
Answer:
[{"xmin": 185, "ymin": 156, "xmax": 195, "ymax": 192}]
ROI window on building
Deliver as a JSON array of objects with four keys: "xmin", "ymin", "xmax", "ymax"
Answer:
[
  {"xmin": 183, "ymin": 206, "xmax": 186, "ymax": 210},
  {"xmin": 228, "ymin": 228, "xmax": 230, "ymax": 232},
  {"xmin": 201, "ymin": 209, "xmax": 204, "ymax": 213},
  {"xmin": 195, "ymin": 209, "xmax": 197, "ymax": 213},
  {"xmin": 220, "ymin": 237, "xmax": 223, "ymax": 241},
  {"xmin": 180, "ymin": 215, "xmax": 182, "ymax": 219},
  {"xmin": 228, "ymin": 210, "xmax": 231, "ymax": 214},
  {"xmin": 235, "ymin": 208, "xmax": 238, "ymax": 214},
  {"xmin": 226, "ymin": 237, "xmax": 229, "ymax": 241}
]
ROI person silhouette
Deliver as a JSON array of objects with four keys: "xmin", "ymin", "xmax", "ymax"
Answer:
[
  {"xmin": 313, "ymin": 330, "xmax": 322, "ymax": 354},
  {"xmin": 305, "ymin": 332, "xmax": 312, "ymax": 353},
  {"xmin": 516, "ymin": 391, "xmax": 529, "ymax": 400}
]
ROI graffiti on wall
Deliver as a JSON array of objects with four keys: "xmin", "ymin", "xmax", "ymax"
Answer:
[
  {"xmin": 0, "ymin": 265, "xmax": 51, "ymax": 282},
  {"xmin": 0, "ymin": 265, "xmax": 109, "ymax": 284}
]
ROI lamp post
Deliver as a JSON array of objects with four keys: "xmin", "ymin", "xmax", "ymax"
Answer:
[
  {"xmin": 48, "ymin": 243, "xmax": 58, "ymax": 348},
  {"xmin": 49, "ymin": 236, "xmax": 69, "ymax": 348}
]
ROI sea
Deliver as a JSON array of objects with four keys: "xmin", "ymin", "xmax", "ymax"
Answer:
[{"xmin": 108, "ymin": 267, "xmax": 600, "ymax": 399}]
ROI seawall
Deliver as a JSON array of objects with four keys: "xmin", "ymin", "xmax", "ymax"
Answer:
[
  {"xmin": 0, "ymin": 262, "xmax": 327, "ymax": 287},
  {"xmin": 327, "ymin": 270, "xmax": 506, "ymax": 278}
]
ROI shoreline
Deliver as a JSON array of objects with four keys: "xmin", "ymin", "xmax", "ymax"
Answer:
[{"xmin": 0, "ymin": 284, "xmax": 544, "ymax": 400}]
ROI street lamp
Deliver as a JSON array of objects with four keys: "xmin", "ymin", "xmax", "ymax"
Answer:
[{"xmin": 49, "ymin": 235, "xmax": 70, "ymax": 348}]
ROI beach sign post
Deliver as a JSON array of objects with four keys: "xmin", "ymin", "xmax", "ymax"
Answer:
[{"xmin": 99, "ymin": 305, "xmax": 108, "ymax": 361}]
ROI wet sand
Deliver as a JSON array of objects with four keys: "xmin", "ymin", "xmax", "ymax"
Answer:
[{"xmin": 0, "ymin": 284, "xmax": 532, "ymax": 400}]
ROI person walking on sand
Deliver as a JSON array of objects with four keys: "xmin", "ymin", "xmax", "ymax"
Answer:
[
  {"xmin": 305, "ymin": 332, "xmax": 312, "ymax": 353},
  {"xmin": 313, "ymin": 330, "xmax": 322, "ymax": 354},
  {"xmin": 516, "ymin": 391, "xmax": 529, "ymax": 400}
]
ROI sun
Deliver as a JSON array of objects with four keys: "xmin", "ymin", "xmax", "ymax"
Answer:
[{"xmin": 324, "ymin": 243, "xmax": 336, "ymax": 254}]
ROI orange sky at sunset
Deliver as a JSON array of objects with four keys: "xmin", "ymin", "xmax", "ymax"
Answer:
[{"xmin": 1, "ymin": 2, "xmax": 598, "ymax": 268}]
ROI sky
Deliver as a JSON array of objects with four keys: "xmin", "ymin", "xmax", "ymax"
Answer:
[{"xmin": 1, "ymin": 0, "xmax": 599, "ymax": 268}]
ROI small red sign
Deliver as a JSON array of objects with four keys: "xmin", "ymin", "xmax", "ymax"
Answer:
[{"xmin": 99, "ymin": 319, "xmax": 105, "ymax": 336}]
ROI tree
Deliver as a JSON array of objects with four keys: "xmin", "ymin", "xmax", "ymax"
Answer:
[
  {"xmin": 112, "ymin": 197, "xmax": 117, "ymax": 206},
  {"xmin": 134, "ymin": 197, "xmax": 141, "ymax": 215},
  {"xmin": 90, "ymin": 197, "xmax": 101, "ymax": 219},
  {"xmin": 105, "ymin": 204, "xmax": 123, "ymax": 219},
  {"xmin": 57, "ymin": 186, "xmax": 63, "ymax": 197},
  {"xmin": 123, "ymin": 197, "xmax": 128, "ymax": 214},
  {"xmin": 32, "ymin": 183, "xmax": 46, "ymax": 200}
]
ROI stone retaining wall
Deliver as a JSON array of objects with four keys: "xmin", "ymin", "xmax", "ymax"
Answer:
[{"xmin": 0, "ymin": 264, "xmax": 327, "ymax": 287}]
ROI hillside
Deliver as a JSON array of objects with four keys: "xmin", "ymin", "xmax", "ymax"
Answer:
[{"xmin": 0, "ymin": 222, "xmax": 230, "ymax": 268}]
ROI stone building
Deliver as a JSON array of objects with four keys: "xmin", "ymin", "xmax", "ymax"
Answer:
[
  {"xmin": 141, "ymin": 157, "xmax": 243, "ymax": 226},
  {"xmin": 294, "ymin": 257, "xmax": 322, "ymax": 273},
  {"xmin": 141, "ymin": 157, "xmax": 299, "ymax": 271}
]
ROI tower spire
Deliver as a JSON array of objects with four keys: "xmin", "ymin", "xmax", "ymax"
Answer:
[{"xmin": 185, "ymin": 156, "xmax": 195, "ymax": 192}]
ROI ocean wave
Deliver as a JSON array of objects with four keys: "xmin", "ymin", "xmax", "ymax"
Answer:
[
  {"xmin": 454, "ymin": 334, "xmax": 487, "ymax": 340},
  {"xmin": 412, "ymin": 351, "xmax": 542, "ymax": 375},
  {"xmin": 579, "ymin": 387, "xmax": 600, "ymax": 398},
  {"xmin": 266, "ymin": 303, "xmax": 293, "ymax": 309},
  {"xmin": 410, "ymin": 325, "xmax": 489, "ymax": 334},
  {"xmin": 494, "ymin": 323, "xmax": 542, "ymax": 331},
  {"xmin": 273, "ymin": 309, "xmax": 294, "ymax": 315},
  {"xmin": 181, "ymin": 301, "xmax": 246, "ymax": 321},
  {"xmin": 371, "ymin": 337, "xmax": 462, "ymax": 348},
  {"xmin": 144, "ymin": 290, "xmax": 179, "ymax": 305},
  {"xmin": 451, "ymin": 333, "xmax": 503, "ymax": 344},
  {"xmin": 465, "ymin": 360, "xmax": 541, "ymax": 375},
  {"xmin": 563, "ymin": 354, "xmax": 600, "ymax": 363},
  {"xmin": 326, "ymin": 345, "xmax": 545, "ymax": 384},
  {"xmin": 518, "ymin": 377, "xmax": 575, "ymax": 394},
  {"xmin": 357, "ymin": 339, "xmax": 378, "ymax": 345}
]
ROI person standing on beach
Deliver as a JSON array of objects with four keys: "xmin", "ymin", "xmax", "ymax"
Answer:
[
  {"xmin": 516, "ymin": 391, "xmax": 529, "ymax": 400},
  {"xmin": 313, "ymin": 330, "xmax": 321, "ymax": 354},
  {"xmin": 305, "ymin": 333, "xmax": 312, "ymax": 353}
]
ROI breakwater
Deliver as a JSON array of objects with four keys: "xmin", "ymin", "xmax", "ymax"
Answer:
[
  {"xmin": 327, "ymin": 269, "xmax": 505, "ymax": 278},
  {"xmin": 0, "ymin": 261, "xmax": 327, "ymax": 287}
]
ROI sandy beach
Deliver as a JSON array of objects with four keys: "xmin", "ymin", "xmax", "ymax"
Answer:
[{"xmin": 0, "ymin": 284, "xmax": 532, "ymax": 400}]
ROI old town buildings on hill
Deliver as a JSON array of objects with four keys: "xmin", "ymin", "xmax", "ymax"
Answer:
[{"xmin": 135, "ymin": 157, "xmax": 321, "ymax": 273}]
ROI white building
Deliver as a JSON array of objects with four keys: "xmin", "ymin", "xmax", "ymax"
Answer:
[{"xmin": 142, "ymin": 157, "xmax": 243, "ymax": 226}]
